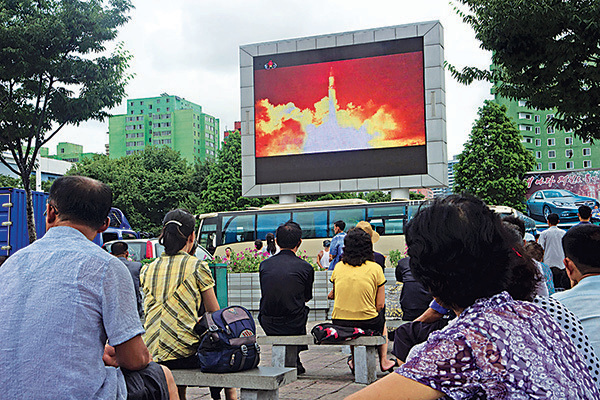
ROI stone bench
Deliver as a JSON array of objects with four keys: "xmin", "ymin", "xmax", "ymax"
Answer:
[
  {"xmin": 257, "ymin": 335, "xmax": 386, "ymax": 384},
  {"xmin": 171, "ymin": 366, "xmax": 296, "ymax": 400}
]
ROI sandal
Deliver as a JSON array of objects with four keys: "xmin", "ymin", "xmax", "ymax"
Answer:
[
  {"xmin": 347, "ymin": 355, "xmax": 355, "ymax": 375},
  {"xmin": 381, "ymin": 358, "xmax": 399, "ymax": 373}
]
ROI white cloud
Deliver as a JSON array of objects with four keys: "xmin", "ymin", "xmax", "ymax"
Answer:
[{"xmin": 48, "ymin": 0, "xmax": 492, "ymax": 160}]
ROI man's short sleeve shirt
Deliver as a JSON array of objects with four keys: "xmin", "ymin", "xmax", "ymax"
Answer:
[
  {"xmin": 328, "ymin": 232, "xmax": 346, "ymax": 270},
  {"xmin": 0, "ymin": 226, "xmax": 143, "ymax": 400}
]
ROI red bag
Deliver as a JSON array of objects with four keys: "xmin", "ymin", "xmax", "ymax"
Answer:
[{"xmin": 310, "ymin": 323, "xmax": 377, "ymax": 344}]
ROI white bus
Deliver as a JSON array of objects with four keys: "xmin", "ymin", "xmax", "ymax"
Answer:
[{"xmin": 196, "ymin": 199, "xmax": 428, "ymax": 267}]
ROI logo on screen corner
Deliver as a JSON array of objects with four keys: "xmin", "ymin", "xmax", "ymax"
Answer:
[{"xmin": 264, "ymin": 60, "xmax": 278, "ymax": 70}]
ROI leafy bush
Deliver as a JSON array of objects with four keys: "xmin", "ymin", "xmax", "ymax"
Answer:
[
  {"xmin": 223, "ymin": 247, "xmax": 320, "ymax": 273},
  {"xmin": 388, "ymin": 249, "xmax": 407, "ymax": 268}
]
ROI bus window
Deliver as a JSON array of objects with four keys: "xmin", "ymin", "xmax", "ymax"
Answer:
[
  {"xmin": 329, "ymin": 208, "xmax": 366, "ymax": 235},
  {"xmin": 199, "ymin": 217, "xmax": 218, "ymax": 254},
  {"xmin": 384, "ymin": 218, "xmax": 404, "ymax": 235},
  {"xmin": 293, "ymin": 210, "xmax": 328, "ymax": 239},
  {"xmin": 368, "ymin": 205, "xmax": 406, "ymax": 218},
  {"xmin": 222, "ymin": 214, "xmax": 255, "ymax": 244},
  {"xmin": 256, "ymin": 212, "xmax": 291, "ymax": 240}
]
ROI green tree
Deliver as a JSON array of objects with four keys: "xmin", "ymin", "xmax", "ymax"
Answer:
[
  {"xmin": 454, "ymin": 101, "xmax": 534, "ymax": 210},
  {"xmin": 0, "ymin": 0, "xmax": 133, "ymax": 243},
  {"xmin": 0, "ymin": 174, "xmax": 24, "ymax": 188},
  {"xmin": 200, "ymin": 131, "xmax": 275, "ymax": 213},
  {"xmin": 69, "ymin": 147, "xmax": 200, "ymax": 236},
  {"xmin": 447, "ymin": 0, "xmax": 600, "ymax": 141}
]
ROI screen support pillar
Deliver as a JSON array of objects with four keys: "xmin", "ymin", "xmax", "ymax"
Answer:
[
  {"xmin": 279, "ymin": 195, "xmax": 296, "ymax": 204},
  {"xmin": 391, "ymin": 188, "xmax": 410, "ymax": 200}
]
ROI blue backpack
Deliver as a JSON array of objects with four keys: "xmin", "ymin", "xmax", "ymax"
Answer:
[{"xmin": 194, "ymin": 306, "xmax": 260, "ymax": 373}]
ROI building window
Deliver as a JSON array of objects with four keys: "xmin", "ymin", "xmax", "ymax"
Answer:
[
  {"xmin": 166, "ymin": 107, "xmax": 170, "ymax": 112},
  {"xmin": 140, "ymin": 101, "xmax": 144, "ymax": 105},
  {"xmin": 536, "ymin": 163, "xmax": 542, "ymax": 170},
  {"xmin": 535, "ymin": 151, "xmax": 542, "ymax": 159},
  {"xmin": 166, "ymin": 98, "xmax": 170, "ymax": 103},
  {"xmin": 548, "ymin": 150, "xmax": 556, "ymax": 158},
  {"xmin": 565, "ymin": 137, "xmax": 573, "ymax": 145},
  {"xmin": 518, "ymin": 112, "xmax": 532, "ymax": 120},
  {"xmin": 584, "ymin": 160, "xmax": 592, "ymax": 168},
  {"xmin": 535, "ymin": 127, "xmax": 541, "ymax": 134},
  {"xmin": 548, "ymin": 138, "xmax": 555, "ymax": 146},
  {"xmin": 548, "ymin": 162, "xmax": 556, "ymax": 170},
  {"xmin": 547, "ymin": 126, "xmax": 554, "ymax": 134},
  {"xmin": 583, "ymin": 138, "xmax": 590, "ymax": 144},
  {"xmin": 534, "ymin": 115, "xmax": 541, "ymax": 123},
  {"xmin": 518, "ymin": 100, "xmax": 527, "ymax": 107},
  {"xmin": 519, "ymin": 125, "xmax": 532, "ymax": 131},
  {"xmin": 546, "ymin": 113, "xmax": 554, "ymax": 121},
  {"xmin": 566, "ymin": 149, "xmax": 573, "ymax": 158},
  {"xmin": 149, "ymin": 105, "xmax": 152, "ymax": 110},
  {"xmin": 566, "ymin": 161, "xmax": 574, "ymax": 169},
  {"xmin": 583, "ymin": 148, "xmax": 591, "ymax": 156},
  {"xmin": 535, "ymin": 139, "xmax": 541, "ymax": 146}
]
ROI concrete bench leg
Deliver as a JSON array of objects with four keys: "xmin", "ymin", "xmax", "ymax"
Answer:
[
  {"xmin": 271, "ymin": 345, "xmax": 298, "ymax": 369},
  {"xmin": 240, "ymin": 388, "xmax": 279, "ymax": 400},
  {"xmin": 354, "ymin": 345, "xmax": 378, "ymax": 384}
]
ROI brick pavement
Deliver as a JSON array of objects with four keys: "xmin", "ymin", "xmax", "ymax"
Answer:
[{"xmin": 186, "ymin": 321, "xmax": 398, "ymax": 400}]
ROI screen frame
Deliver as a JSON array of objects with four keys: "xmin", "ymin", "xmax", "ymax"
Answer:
[{"xmin": 240, "ymin": 22, "xmax": 447, "ymax": 197}]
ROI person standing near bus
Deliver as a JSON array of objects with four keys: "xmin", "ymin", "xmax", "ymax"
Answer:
[
  {"xmin": 328, "ymin": 220, "xmax": 346, "ymax": 270},
  {"xmin": 317, "ymin": 240, "xmax": 331, "ymax": 270}
]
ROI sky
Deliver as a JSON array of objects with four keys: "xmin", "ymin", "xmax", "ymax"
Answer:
[{"xmin": 47, "ymin": 0, "xmax": 493, "ymax": 159}]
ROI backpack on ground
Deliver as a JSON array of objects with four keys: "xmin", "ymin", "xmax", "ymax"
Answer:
[
  {"xmin": 194, "ymin": 305, "xmax": 260, "ymax": 373},
  {"xmin": 311, "ymin": 322, "xmax": 377, "ymax": 344}
]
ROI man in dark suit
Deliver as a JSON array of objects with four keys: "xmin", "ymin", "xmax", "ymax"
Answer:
[
  {"xmin": 111, "ymin": 241, "xmax": 144, "ymax": 320},
  {"xmin": 258, "ymin": 221, "xmax": 314, "ymax": 374}
]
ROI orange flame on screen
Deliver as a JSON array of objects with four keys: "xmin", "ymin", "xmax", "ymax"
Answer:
[{"xmin": 255, "ymin": 69, "xmax": 425, "ymax": 157}]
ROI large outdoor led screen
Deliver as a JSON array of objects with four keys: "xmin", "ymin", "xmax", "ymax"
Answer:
[
  {"xmin": 240, "ymin": 23, "xmax": 447, "ymax": 197},
  {"xmin": 253, "ymin": 38, "xmax": 426, "ymax": 183}
]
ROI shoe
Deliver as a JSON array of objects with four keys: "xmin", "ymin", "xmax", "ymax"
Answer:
[
  {"xmin": 381, "ymin": 359, "xmax": 400, "ymax": 373},
  {"xmin": 347, "ymin": 355, "xmax": 355, "ymax": 375},
  {"xmin": 296, "ymin": 361, "xmax": 306, "ymax": 375}
]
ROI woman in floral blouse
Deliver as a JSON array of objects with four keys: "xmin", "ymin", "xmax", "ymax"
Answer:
[{"xmin": 347, "ymin": 195, "xmax": 600, "ymax": 400}]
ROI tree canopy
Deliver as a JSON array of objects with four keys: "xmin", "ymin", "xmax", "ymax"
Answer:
[
  {"xmin": 200, "ymin": 131, "xmax": 275, "ymax": 213},
  {"xmin": 448, "ymin": 0, "xmax": 600, "ymax": 141},
  {"xmin": 69, "ymin": 146, "xmax": 200, "ymax": 236},
  {"xmin": 454, "ymin": 101, "xmax": 535, "ymax": 210},
  {"xmin": 0, "ymin": 0, "xmax": 133, "ymax": 241}
]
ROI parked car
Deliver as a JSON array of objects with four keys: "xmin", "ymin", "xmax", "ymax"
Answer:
[
  {"xmin": 526, "ymin": 189, "xmax": 600, "ymax": 221},
  {"xmin": 103, "ymin": 238, "xmax": 213, "ymax": 262}
]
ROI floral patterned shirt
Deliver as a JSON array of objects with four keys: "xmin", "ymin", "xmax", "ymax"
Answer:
[{"xmin": 397, "ymin": 292, "xmax": 600, "ymax": 399}]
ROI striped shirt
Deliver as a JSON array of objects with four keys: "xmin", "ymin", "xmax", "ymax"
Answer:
[{"xmin": 140, "ymin": 251, "xmax": 215, "ymax": 361}]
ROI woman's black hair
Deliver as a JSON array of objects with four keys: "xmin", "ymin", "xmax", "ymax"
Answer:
[
  {"xmin": 406, "ymin": 195, "xmax": 539, "ymax": 310},
  {"xmin": 159, "ymin": 209, "xmax": 196, "ymax": 256},
  {"xmin": 341, "ymin": 228, "xmax": 374, "ymax": 266},
  {"xmin": 266, "ymin": 233, "xmax": 276, "ymax": 255},
  {"xmin": 254, "ymin": 239, "xmax": 263, "ymax": 251}
]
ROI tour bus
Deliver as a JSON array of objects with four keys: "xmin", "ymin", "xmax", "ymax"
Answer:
[{"xmin": 196, "ymin": 199, "xmax": 429, "ymax": 267}]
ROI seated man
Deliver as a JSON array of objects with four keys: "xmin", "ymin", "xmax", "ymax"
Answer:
[
  {"xmin": 0, "ymin": 176, "xmax": 177, "ymax": 400},
  {"xmin": 258, "ymin": 221, "xmax": 314, "ymax": 374},
  {"xmin": 553, "ymin": 224, "xmax": 600, "ymax": 357}
]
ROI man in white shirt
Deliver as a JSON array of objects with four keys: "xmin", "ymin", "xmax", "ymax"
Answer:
[{"xmin": 539, "ymin": 213, "xmax": 566, "ymax": 268}]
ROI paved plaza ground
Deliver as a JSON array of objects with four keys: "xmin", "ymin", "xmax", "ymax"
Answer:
[{"xmin": 186, "ymin": 321, "xmax": 398, "ymax": 399}]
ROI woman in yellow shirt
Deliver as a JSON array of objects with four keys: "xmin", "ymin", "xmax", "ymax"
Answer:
[{"xmin": 329, "ymin": 228, "xmax": 398, "ymax": 373}]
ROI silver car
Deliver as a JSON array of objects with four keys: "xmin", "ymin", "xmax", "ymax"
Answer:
[{"xmin": 103, "ymin": 238, "xmax": 213, "ymax": 262}]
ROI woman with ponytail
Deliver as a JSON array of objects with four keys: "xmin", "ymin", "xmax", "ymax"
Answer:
[{"xmin": 141, "ymin": 209, "xmax": 236, "ymax": 400}]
